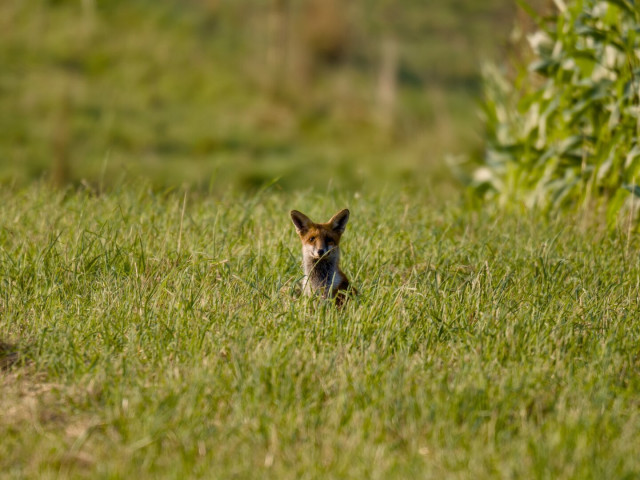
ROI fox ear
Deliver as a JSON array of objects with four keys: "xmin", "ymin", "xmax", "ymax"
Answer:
[
  {"xmin": 329, "ymin": 209, "xmax": 350, "ymax": 234},
  {"xmin": 290, "ymin": 210, "xmax": 313, "ymax": 235}
]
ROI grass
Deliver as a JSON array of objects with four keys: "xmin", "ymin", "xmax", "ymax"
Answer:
[
  {"xmin": 2, "ymin": 183, "xmax": 640, "ymax": 478},
  {"xmin": 0, "ymin": 0, "xmax": 521, "ymax": 192}
]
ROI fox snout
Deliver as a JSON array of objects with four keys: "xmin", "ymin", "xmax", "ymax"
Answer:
[{"xmin": 308, "ymin": 243, "xmax": 335, "ymax": 260}]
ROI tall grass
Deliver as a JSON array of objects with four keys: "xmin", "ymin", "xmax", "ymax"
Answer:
[
  {"xmin": 2, "ymin": 183, "xmax": 640, "ymax": 478},
  {"xmin": 0, "ymin": 0, "xmax": 517, "ymax": 192}
]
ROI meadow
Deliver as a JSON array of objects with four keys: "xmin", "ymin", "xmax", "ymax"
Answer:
[
  {"xmin": 0, "ymin": 0, "xmax": 522, "ymax": 192},
  {"xmin": 2, "ymin": 184, "xmax": 640, "ymax": 478},
  {"xmin": 3, "ymin": 0, "xmax": 640, "ymax": 478}
]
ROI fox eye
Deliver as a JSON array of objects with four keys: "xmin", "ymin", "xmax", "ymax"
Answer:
[{"xmin": 309, "ymin": 236, "xmax": 316, "ymax": 242}]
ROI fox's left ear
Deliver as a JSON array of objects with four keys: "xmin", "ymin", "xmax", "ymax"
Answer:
[
  {"xmin": 329, "ymin": 209, "xmax": 350, "ymax": 234},
  {"xmin": 290, "ymin": 210, "xmax": 313, "ymax": 235}
]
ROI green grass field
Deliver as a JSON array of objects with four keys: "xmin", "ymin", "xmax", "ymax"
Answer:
[
  {"xmin": 2, "ymin": 184, "xmax": 640, "ymax": 478},
  {"xmin": 0, "ymin": 0, "xmax": 522, "ymax": 192},
  {"xmin": 3, "ymin": 1, "xmax": 639, "ymax": 477}
]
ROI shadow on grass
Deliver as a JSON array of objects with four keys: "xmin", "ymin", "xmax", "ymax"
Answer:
[{"xmin": 0, "ymin": 341, "xmax": 20, "ymax": 370}]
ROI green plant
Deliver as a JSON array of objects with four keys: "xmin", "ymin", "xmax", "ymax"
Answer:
[{"xmin": 475, "ymin": 0, "xmax": 640, "ymax": 220}]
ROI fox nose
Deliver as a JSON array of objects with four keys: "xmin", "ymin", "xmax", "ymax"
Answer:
[{"xmin": 317, "ymin": 248, "xmax": 326, "ymax": 256}]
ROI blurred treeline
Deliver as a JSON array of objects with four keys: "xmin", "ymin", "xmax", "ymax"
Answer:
[{"xmin": 1, "ymin": 0, "xmax": 533, "ymax": 192}]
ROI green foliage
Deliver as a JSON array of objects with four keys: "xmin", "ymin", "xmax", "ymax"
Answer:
[
  {"xmin": 0, "ymin": 0, "xmax": 515, "ymax": 193},
  {"xmin": 2, "ymin": 184, "xmax": 640, "ymax": 477},
  {"xmin": 475, "ymin": 0, "xmax": 640, "ymax": 217}
]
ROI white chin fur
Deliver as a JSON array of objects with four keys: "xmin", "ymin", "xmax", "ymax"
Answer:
[{"xmin": 315, "ymin": 249, "xmax": 336, "ymax": 260}]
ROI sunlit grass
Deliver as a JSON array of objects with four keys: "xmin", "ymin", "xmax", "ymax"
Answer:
[
  {"xmin": 1, "ymin": 183, "xmax": 639, "ymax": 478},
  {"xmin": 0, "ymin": 0, "xmax": 516, "ymax": 193}
]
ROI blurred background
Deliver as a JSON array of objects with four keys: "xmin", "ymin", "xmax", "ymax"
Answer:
[{"xmin": 0, "ymin": 0, "xmax": 544, "ymax": 194}]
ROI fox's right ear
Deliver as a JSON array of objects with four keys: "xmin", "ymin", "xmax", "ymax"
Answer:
[
  {"xmin": 328, "ymin": 208, "xmax": 350, "ymax": 234},
  {"xmin": 290, "ymin": 210, "xmax": 313, "ymax": 235}
]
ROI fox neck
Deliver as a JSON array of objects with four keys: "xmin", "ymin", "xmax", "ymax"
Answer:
[{"xmin": 303, "ymin": 249, "xmax": 341, "ymax": 291}]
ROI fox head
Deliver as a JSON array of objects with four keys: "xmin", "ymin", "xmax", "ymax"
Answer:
[{"xmin": 290, "ymin": 209, "xmax": 350, "ymax": 261}]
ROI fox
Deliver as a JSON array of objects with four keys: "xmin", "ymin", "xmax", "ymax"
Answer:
[{"xmin": 290, "ymin": 208, "xmax": 355, "ymax": 306}]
